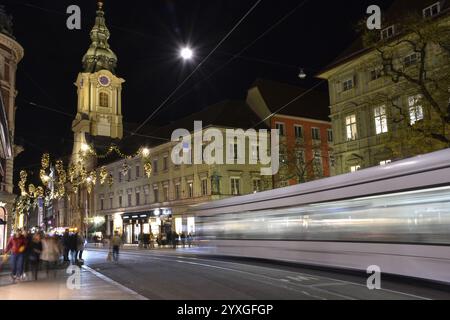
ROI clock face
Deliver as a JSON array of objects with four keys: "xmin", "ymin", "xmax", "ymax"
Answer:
[{"xmin": 99, "ymin": 75, "xmax": 110, "ymax": 86}]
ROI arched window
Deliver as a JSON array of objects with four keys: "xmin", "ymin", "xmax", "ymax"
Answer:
[{"xmin": 99, "ymin": 92, "xmax": 109, "ymax": 108}]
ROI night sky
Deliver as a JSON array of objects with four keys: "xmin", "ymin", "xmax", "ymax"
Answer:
[{"xmin": 3, "ymin": 0, "xmax": 394, "ymax": 187}]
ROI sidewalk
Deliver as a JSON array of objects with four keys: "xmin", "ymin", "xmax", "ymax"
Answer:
[{"xmin": 0, "ymin": 264, "xmax": 147, "ymax": 300}]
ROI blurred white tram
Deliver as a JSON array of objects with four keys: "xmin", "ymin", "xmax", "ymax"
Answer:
[{"xmin": 188, "ymin": 149, "xmax": 450, "ymax": 284}]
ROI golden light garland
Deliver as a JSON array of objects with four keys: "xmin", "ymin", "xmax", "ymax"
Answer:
[
  {"xmin": 19, "ymin": 170, "xmax": 27, "ymax": 196},
  {"xmin": 16, "ymin": 144, "xmax": 154, "ymax": 219},
  {"xmin": 41, "ymin": 153, "xmax": 50, "ymax": 170},
  {"xmin": 144, "ymin": 162, "xmax": 153, "ymax": 178},
  {"xmin": 99, "ymin": 166, "xmax": 108, "ymax": 185},
  {"xmin": 55, "ymin": 160, "xmax": 67, "ymax": 199}
]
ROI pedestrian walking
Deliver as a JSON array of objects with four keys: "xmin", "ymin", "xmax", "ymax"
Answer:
[
  {"xmin": 180, "ymin": 232, "xmax": 186, "ymax": 248},
  {"xmin": 149, "ymin": 232, "xmax": 155, "ymax": 249},
  {"xmin": 62, "ymin": 229, "xmax": 70, "ymax": 263},
  {"xmin": 22, "ymin": 230, "xmax": 33, "ymax": 281},
  {"xmin": 28, "ymin": 233, "xmax": 42, "ymax": 281},
  {"xmin": 110, "ymin": 231, "xmax": 122, "ymax": 262},
  {"xmin": 41, "ymin": 235, "xmax": 61, "ymax": 278},
  {"xmin": 172, "ymin": 231, "xmax": 179, "ymax": 249},
  {"xmin": 77, "ymin": 232, "xmax": 86, "ymax": 263},
  {"xmin": 4, "ymin": 229, "xmax": 27, "ymax": 283},
  {"xmin": 68, "ymin": 231, "xmax": 78, "ymax": 264},
  {"xmin": 187, "ymin": 233, "xmax": 193, "ymax": 247}
]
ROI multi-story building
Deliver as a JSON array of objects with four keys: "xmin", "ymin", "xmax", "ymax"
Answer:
[
  {"xmin": 246, "ymin": 79, "xmax": 333, "ymax": 186},
  {"xmin": 94, "ymin": 100, "xmax": 272, "ymax": 243},
  {"xmin": 318, "ymin": 0, "xmax": 450, "ymax": 175},
  {"xmin": 0, "ymin": 6, "xmax": 23, "ymax": 250}
]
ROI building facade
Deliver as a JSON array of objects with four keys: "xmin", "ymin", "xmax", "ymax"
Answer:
[
  {"xmin": 0, "ymin": 6, "xmax": 23, "ymax": 250},
  {"xmin": 246, "ymin": 79, "xmax": 333, "ymax": 186},
  {"xmin": 94, "ymin": 126, "xmax": 272, "ymax": 243},
  {"xmin": 318, "ymin": 0, "xmax": 450, "ymax": 175}
]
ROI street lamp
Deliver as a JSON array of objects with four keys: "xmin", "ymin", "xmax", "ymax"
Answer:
[
  {"xmin": 180, "ymin": 47, "xmax": 194, "ymax": 60},
  {"xmin": 298, "ymin": 68, "xmax": 307, "ymax": 79}
]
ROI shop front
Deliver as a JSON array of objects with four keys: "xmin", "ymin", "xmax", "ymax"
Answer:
[{"xmin": 122, "ymin": 209, "xmax": 173, "ymax": 244}]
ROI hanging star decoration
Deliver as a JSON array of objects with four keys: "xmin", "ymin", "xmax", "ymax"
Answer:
[{"xmin": 99, "ymin": 166, "xmax": 108, "ymax": 185}]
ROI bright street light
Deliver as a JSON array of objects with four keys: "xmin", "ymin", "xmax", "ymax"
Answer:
[{"xmin": 180, "ymin": 47, "xmax": 193, "ymax": 60}]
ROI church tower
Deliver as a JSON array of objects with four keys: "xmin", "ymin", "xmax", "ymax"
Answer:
[
  {"xmin": 67, "ymin": 1, "xmax": 123, "ymax": 234},
  {"xmin": 71, "ymin": 1, "xmax": 124, "ymax": 165}
]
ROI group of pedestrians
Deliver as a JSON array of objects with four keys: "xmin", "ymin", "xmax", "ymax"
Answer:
[
  {"xmin": 157, "ymin": 231, "xmax": 194, "ymax": 249},
  {"xmin": 1, "ymin": 228, "xmax": 86, "ymax": 283}
]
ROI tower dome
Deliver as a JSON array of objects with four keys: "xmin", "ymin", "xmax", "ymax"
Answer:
[{"xmin": 82, "ymin": 1, "xmax": 117, "ymax": 74}]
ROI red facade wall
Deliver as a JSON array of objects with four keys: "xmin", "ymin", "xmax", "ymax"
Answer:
[{"xmin": 271, "ymin": 115, "xmax": 332, "ymax": 186}]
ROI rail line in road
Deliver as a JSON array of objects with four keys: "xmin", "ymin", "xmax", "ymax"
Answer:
[{"xmin": 84, "ymin": 248, "xmax": 444, "ymax": 300}]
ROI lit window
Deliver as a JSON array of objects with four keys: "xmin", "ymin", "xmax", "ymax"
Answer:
[
  {"xmin": 350, "ymin": 165, "xmax": 361, "ymax": 172},
  {"xmin": 381, "ymin": 25, "xmax": 395, "ymax": 40},
  {"xmin": 374, "ymin": 105, "xmax": 388, "ymax": 134},
  {"xmin": 311, "ymin": 128, "xmax": 321, "ymax": 141},
  {"xmin": 404, "ymin": 53, "xmax": 418, "ymax": 67},
  {"xmin": 230, "ymin": 178, "xmax": 241, "ymax": 196},
  {"xmin": 345, "ymin": 115, "xmax": 358, "ymax": 141},
  {"xmin": 99, "ymin": 92, "xmax": 109, "ymax": 108},
  {"xmin": 276, "ymin": 123, "xmax": 286, "ymax": 136},
  {"xmin": 380, "ymin": 160, "xmax": 392, "ymax": 166},
  {"xmin": 294, "ymin": 125, "xmax": 303, "ymax": 139},
  {"xmin": 408, "ymin": 95, "xmax": 424, "ymax": 125},
  {"xmin": 327, "ymin": 129, "xmax": 333, "ymax": 143},
  {"xmin": 343, "ymin": 78, "xmax": 354, "ymax": 91},
  {"xmin": 423, "ymin": 2, "xmax": 440, "ymax": 18}
]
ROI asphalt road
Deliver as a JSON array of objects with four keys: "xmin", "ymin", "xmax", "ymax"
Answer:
[{"xmin": 83, "ymin": 248, "xmax": 450, "ymax": 300}]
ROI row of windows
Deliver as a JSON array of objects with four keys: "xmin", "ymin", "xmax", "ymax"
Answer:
[
  {"xmin": 344, "ymin": 95, "xmax": 424, "ymax": 141},
  {"xmin": 275, "ymin": 123, "xmax": 333, "ymax": 143},
  {"xmin": 99, "ymin": 178, "xmax": 263, "ymax": 210},
  {"xmin": 341, "ymin": 52, "xmax": 420, "ymax": 92},
  {"xmin": 380, "ymin": 3, "xmax": 441, "ymax": 41}
]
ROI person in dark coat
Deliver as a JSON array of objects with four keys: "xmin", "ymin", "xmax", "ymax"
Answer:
[
  {"xmin": 62, "ymin": 229, "xmax": 70, "ymax": 263},
  {"xmin": 68, "ymin": 232, "xmax": 78, "ymax": 264},
  {"xmin": 28, "ymin": 233, "xmax": 43, "ymax": 281}
]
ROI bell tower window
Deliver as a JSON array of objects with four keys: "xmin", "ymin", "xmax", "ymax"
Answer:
[{"xmin": 99, "ymin": 92, "xmax": 109, "ymax": 108}]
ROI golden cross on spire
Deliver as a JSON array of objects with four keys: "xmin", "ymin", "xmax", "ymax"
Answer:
[{"xmin": 97, "ymin": 0, "xmax": 104, "ymax": 10}]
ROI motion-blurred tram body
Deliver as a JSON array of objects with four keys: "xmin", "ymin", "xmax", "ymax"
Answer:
[{"xmin": 189, "ymin": 149, "xmax": 450, "ymax": 284}]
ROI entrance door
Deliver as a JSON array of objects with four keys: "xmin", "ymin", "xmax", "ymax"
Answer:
[
  {"xmin": 126, "ymin": 224, "xmax": 133, "ymax": 244},
  {"xmin": 134, "ymin": 224, "xmax": 141, "ymax": 243}
]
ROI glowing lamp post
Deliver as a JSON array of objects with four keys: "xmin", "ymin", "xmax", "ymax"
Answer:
[{"xmin": 180, "ymin": 47, "xmax": 194, "ymax": 60}]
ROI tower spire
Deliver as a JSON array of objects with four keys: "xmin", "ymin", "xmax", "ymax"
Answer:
[{"xmin": 82, "ymin": 0, "xmax": 117, "ymax": 74}]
